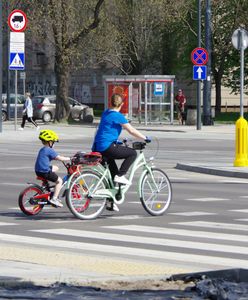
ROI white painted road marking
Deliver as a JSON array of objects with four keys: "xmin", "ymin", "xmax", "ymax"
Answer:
[
  {"xmin": 104, "ymin": 225, "xmax": 248, "ymax": 242},
  {"xmin": 31, "ymin": 228, "xmax": 248, "ymax": 255},
  {"xmin": 0, "ymin": 233, "xmax": 247, "ymax": 269}
]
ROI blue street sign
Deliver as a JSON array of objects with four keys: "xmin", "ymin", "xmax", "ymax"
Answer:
[
  {"xmin": 193, "ymin": 65, "xmax": 207, "ymax": 80},
  {"xmin": 9, "ymin": 52, "xmax": 25, "ymax": 70},
  {"xmin": 154, "ymin": 82, "xmax": 164, "ymax": 96}
]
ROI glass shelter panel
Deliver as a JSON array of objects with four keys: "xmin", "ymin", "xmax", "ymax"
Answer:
[
  {"xmin": 130, "ymin": 81, "xmax": 172, "ymax": 124},
  {"xmin": 103, "ymin": 75, "xmax": 175, "ymax": 125}
]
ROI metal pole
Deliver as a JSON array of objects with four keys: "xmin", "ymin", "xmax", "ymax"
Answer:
[
  {"xmin": 197, "ymin": 0, "xmax": 202, "ymax": 130},
  {"xmin": 203, "ymin": 0, "xmax": 212, "ymax": 125},
  {"xmin": 6, "ymin": 1, "xmax": 10, "ymax": 120},
  {"xmin": 145, "ymin": 81, "xmax": 147, "ymax": 125},
  {"xmin": 14, "ymin": 70, "xmax": 17, "ymax": 130},
  {"xmin": 0, "ymin": 0, "xmax": 2, "ymax": 133},
  {"xmin": 240, "ymin": 29, "xmax": 244, "ymax": 118}
]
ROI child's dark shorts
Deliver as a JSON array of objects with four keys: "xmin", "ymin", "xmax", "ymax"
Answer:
[{"xmin": 36, "ymin": 171, "xmax": 58, "ymax": 182}]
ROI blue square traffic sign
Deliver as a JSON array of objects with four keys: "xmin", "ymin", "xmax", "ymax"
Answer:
[
  {"xmin": 154, "ymin": 82, "xmax": 164, "ymax": 96},
  {"xmin": 193, "ymin": 65, "xmax": 207, "ymax": 80},
  {"xmin": 9, "ymin": 52, "xmax": 25, "ymax": 70}
]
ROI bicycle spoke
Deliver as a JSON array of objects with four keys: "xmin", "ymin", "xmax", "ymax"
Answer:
[
  {"xmin": 140, "ymin": 168, "xmax": 172, "ymax": 216},
  {"xmin": 66, "ymin": 171, "xmax": 107, "ymax": 220}
]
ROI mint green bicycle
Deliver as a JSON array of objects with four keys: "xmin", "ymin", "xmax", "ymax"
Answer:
[{"xmin": 66, "ymin": 141, "xmax": 172, "ymax": 220}]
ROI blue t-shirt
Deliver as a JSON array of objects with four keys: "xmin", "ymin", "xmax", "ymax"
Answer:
[
  {"xmin": 92, "ymin": 109, "xmax": 128, "ymax": 152},
  {"xmin": 35, "ymin": 146, "xmax": 58, "ymax": 173}
]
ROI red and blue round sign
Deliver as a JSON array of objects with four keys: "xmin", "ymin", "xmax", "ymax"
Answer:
[
  {"xmin": 8, "ymin": 10, "xmax": 27, "ymax": 32},
  {"xmin": 191, "ymin": 47, "xmax": 208, "ymax": 65}
]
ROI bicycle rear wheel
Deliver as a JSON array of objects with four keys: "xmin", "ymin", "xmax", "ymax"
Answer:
[
  {"xmin": 18, "ymin": 185, "xmax": 44, "ymax": 216},
  {"xmin": 66, "ymin": 171, "xmax": 107, "ymax": 220},
  {"xmin": 140, "ymin": 168, "xmax": 172, "ymax": 216}
]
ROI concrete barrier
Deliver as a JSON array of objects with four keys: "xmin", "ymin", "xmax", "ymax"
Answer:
[{"xmin": 186, "ymin": 109, "xmax": 197, "ymax": 125}]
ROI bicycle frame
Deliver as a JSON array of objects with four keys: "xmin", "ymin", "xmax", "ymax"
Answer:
[{"xmin": 80, "ymin": 150, "xmax": 155, "ymax": 205}]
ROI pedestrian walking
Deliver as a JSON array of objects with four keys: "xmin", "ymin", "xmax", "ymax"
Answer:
[
  {"xmin": 175, "ymin": 89, "xmax": 187, "ymax": 125},
  {"xmin": 19, "ymin": 92, "xmax": 39, "ymax": 130}
]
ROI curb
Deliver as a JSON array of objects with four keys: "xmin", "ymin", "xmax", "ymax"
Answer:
[{"xmin": 175, "ymin": 163, "xmax": 248, "ymax": 179}]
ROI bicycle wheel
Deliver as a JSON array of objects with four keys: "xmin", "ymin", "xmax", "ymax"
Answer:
[
  {"xmin": 140, "ymin": 168, "xmax": 172, "ymax": 216},
  {"xmin": 18, "ymin": 185, "xmax": 44, "ymax": 216},
  {"xmin": 66, "ymin": 171, "xmax": 107, "ymax": 220}
]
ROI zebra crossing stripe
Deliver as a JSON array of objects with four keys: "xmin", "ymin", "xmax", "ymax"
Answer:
[
  {"xmin": 170, "ymin": 221, "xmax": 248, "ymax": 231},
  {"xmin": 32, "ymin": 229, "xmax": 248, "ymax": 255},
  {"xmin": 0, "ymin": 232, "xmax": 247, "ymax": 269},
  {"xmin": 0, "ymin": 222, "xmax": 18, "ymax": 226},
  {"xmin": 103, "ymin": 225, "xmax": 248, "ymax": 243}
]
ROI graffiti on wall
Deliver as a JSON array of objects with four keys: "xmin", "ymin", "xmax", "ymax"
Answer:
[
  {"xmin": 27, "ymin": 80, "xmax": 56, "ymax": 96},
  {"xmin": 73, "ymin": 83, "xmax": 92, "ymax": 104}
]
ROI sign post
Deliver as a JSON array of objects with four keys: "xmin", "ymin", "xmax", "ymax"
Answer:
[
  {"xmin": 8, "ymin": 9, "xmax": 27, "ymax": 130},
  {"xmin": 232, "ymin": 28, "xmax": 248, "ymax": 167},
  {"xmin": 191, "ymin": 47, "xmax": 209, "ymax": 130},
  {"xmin": 0, "ymin": 1, "xmax": 2, "ymax": 133}
]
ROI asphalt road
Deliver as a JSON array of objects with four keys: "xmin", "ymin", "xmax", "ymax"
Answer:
[{"xmin": 0, "ymin": 123, "xmax": 248, "ymax": 284}]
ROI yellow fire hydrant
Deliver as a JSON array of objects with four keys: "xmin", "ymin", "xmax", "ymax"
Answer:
[{"xmin": 234, "ymin": 117, "xmax": 248, "ymax": 166}]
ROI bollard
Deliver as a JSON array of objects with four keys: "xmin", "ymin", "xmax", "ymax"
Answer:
[{"xmin": 234, "ymin": 117, "xmax": 248, "ymax": 166}]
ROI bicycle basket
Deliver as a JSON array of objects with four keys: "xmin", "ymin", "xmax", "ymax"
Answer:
[{"xmin": 72, "ymin": 151, "xmax": 102, "ymax": 166}]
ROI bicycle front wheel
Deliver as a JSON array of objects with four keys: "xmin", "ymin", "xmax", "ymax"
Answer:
[
  {"xmin": 18, "ymin": 185, "xmax": 44, "ymax": 216},
  {"xmin": 140, "ymin": 168, "xmax": 172, "ymax": 216},
  {"xmin": 66, "ymin": 171, "xmax": 107, "ymax": 220}
]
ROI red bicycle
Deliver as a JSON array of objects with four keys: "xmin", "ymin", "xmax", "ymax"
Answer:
[{"xmin": 18, "ymin": 160, "xmax": 82, "ymax": 216}]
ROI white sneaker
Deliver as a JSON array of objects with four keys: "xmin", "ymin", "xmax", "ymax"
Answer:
[
  {"xmin": 18, "ymin": 127, "xmax": 24, "ymax": 131},
  {"xmin": 36, "ymin": 126, "xmax": 40, "ymax": 131},
  {"xmin": 112, "ymin": 203, "xmax": 119, "ymax": 212},
  {"xmin": 114, "ymin": 175, "xmax": 131, "ymax": 185},
  {"xmin": 106, "ymin": 200, "xmax": 119, "ymax": 212},
  {"xmin": 49, "ymin": 198, "xmax": 63, "ymax": 207}
]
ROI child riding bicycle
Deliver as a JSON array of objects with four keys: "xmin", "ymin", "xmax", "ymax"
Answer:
[{"xmin": 35, "ymin": 129, "xmax": 70, "ymax": 208}]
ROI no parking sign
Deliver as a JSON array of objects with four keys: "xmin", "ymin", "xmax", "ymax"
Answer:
[{"xmin": 191, "ymin": 47, "xmax": 208, "ymax": 66}]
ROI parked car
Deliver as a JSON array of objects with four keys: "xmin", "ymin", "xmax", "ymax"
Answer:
[
  {"xmin": 1, "ymin": 94, "xmax": 26, "ymax": 121},
  {"xmin": 32, "ymin": 95, "xmax": 94, "ymax": 123}
]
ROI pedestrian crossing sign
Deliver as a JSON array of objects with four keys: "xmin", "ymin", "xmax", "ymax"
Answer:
[{"xmin": 9, "ymin": 52, "xmax": 25, "ymax": 70}]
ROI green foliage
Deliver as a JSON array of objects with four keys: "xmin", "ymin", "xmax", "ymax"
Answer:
[{"xmin": 214, "ymin": 112, "xmax": 248, "ymax": 123}]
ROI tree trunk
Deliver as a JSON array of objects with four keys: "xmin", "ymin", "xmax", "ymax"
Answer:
[{"xmin": 54, "ymin": 54, "xmax": 70, "ymax": 122}]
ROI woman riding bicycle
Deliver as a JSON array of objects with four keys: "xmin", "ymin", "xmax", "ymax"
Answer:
[{"xmin": 92, "ymin": 93, "xmax": 148, "ymax": 187}]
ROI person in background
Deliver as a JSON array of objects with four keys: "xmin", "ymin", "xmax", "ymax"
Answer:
[
  {"xmin": 19, "ymin": 92, "xmax": 39, "ymax": 130},
  {"xmin": 92, "ymin": 93, "xmax": 150, "ymax": 212},
  {"xmin": 35, "ymin": 129, "xmax": 71, "ymax": 208},
  {"xmin": 175, "ymin": 89, "xmax": 187, "ymax": 125}
]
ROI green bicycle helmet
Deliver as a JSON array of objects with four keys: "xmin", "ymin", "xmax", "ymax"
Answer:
[{"xmin": 39, "ymin": 129, "xmax": 59, "ymax": 142}]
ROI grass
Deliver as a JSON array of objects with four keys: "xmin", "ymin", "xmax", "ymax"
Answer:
[
  {"xmin": 214, "ymin": 112, "xmax": 248, "ymax": 124},
  {"xmin": 91, "ymin": 109, "xmax": 246, "ymax": 124}
]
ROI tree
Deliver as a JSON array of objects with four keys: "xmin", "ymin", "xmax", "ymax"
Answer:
[
  {"xmin": 166, "ymin": 0, "xmax": 248, "ymax": 114},
  {"xmin": 210, "ymin": 0, "xmax": 248, "ymax": 114},
  {"xmin": 21, "ymin": 0, "xmax": 105, "ymax": 122},
  {"xmin": 105, "ymin": 0, "xmax": 169, "ymax": 75}
]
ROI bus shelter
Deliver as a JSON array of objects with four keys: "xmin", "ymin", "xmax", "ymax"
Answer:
[{"xmin": 103, "ymin": 75, "xmax": 175, "ymax": 125}]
